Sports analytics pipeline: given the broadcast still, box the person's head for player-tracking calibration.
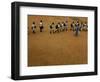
[66,21,68,23]
[77,20,79,23]
[52,22,54,25]
[33,22,35,24]
[40,20,42,22]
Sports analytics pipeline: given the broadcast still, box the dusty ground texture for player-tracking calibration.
[28,15,88,66]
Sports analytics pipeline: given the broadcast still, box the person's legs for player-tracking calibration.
[32,30,35,33]
[50,29,52,34]
[41,26,44,32]
[53,28,55,33]
[66,27,68,31]
[75,28,79,36]
[40,27,42,32]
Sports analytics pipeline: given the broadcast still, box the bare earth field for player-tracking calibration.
[28,15,88,66]
[28,30,88,66]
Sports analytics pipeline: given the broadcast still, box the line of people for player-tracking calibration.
[31,20,68,34]
[31,20,88,36]
[70,21,88,36]
[49,21,68,34]
[70,21,88,31]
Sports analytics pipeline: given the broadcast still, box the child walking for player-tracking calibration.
[39,20,44,32]
[31,22,36,33]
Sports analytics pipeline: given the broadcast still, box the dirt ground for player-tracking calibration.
[28,15,88,66]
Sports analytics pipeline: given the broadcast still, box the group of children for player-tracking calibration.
[49,21,68,34]
[70,21,88,31]
[70,21,88,36]
[31,20,88,36]
[31,20,68,34]
[31,20,44,33]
